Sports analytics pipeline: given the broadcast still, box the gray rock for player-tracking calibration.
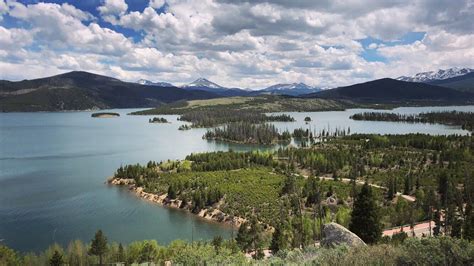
[321,222,366,247]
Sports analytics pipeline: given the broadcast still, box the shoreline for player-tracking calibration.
[203,137,290,146]
[107,178,247,228]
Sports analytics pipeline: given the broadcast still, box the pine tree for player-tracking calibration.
[167,184,177,199]
[463,203,474,240]
[89,230,108,266]
[349,182,382,243]
[387,177,395,200]
[236,216,264,254]
[49,250,63,266]
[236,221,252,252]
[248,216,264,253]
[433,206,442,236]
[404,175,411,195]
[281,175,297,195]
[212,235,223,254]
[118,243,125,263]
[270,224,284,253]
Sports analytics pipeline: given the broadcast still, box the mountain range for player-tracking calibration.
[136,78,319,97]
[397,67,474,83]
[136,79,174,87]
[396,67,474,93]
[1,68,473,112]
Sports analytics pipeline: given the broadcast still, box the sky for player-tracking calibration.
[0,0,473,89]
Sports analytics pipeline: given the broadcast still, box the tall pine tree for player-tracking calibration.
[464,203,474,240]
[89,230,108,266]
[49,250,64,266]
[349,182,382,244]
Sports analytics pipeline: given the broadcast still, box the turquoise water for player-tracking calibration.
[0,106,472,252]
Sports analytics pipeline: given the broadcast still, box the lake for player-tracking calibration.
[0,105,472,252]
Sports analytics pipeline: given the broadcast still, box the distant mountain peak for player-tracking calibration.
[397,67,474,83]
[137,79,153,85]
[136,79,174,87]
[261,82,320,96]
[185,78,224,89]
[266,82,313,90]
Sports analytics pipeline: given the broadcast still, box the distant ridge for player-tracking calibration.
[305,78,473,103]
[0,71,218,112]
[397,67,474,83]
[137,79,175,87]
[427,72,474,93]
[261,82,321,96]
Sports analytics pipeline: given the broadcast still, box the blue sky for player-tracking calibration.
[359,32,426,62]
[0,0,472,88]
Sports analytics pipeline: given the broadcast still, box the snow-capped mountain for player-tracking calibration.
[260,82,321,96]
[181,78,250,96]
[137,79,174,87]
[182,78,224,89]
[397,67,474,83]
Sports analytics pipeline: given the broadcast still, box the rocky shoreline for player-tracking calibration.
[108,178,247,228]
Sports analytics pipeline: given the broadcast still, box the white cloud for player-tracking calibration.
[375,30,474,78]
[149,0,166,9]
[0,26,33,50]
[0,0,473,88]
[98,0,128,23]
[0,0,8,20]
[368,43,378,49]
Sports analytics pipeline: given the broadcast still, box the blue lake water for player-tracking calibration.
[0,105,472,252]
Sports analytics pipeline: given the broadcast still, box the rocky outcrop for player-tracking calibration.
[108,178,247,228]
[321,222,366,247]
[108,178,135,185]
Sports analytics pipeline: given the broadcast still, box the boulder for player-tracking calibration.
[326,196,337,205]
[321,222,366,247]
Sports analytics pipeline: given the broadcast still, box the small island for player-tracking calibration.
[178,124,191,130]
[350,111,474,132]
[203,122,291,144]
[149,117,169,123]
[91,112,120,118]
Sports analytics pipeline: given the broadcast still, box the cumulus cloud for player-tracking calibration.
[0,0,8,20]
[98,0,128,23]
[0,0,472,88]
[149,0,166,9]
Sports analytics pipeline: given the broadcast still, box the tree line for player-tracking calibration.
[350,111,474,132]
[3,229,474,265]
[178,109,295,128]
[203,122,291,144]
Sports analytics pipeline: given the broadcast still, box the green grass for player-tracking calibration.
[130,95,359,116]
[144,167,285,224]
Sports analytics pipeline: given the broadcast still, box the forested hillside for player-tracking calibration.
[306,78,474,104]
[0,71,218,112]
[110,133,474,255]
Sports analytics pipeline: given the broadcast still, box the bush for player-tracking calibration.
[397,237,474,265]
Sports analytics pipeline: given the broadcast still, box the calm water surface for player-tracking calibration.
[0,106,472,252]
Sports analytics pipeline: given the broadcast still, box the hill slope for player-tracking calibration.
[305,78,473,103]
[260,82,321,96]
[0,71,218,112]
[428,72,474,92]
